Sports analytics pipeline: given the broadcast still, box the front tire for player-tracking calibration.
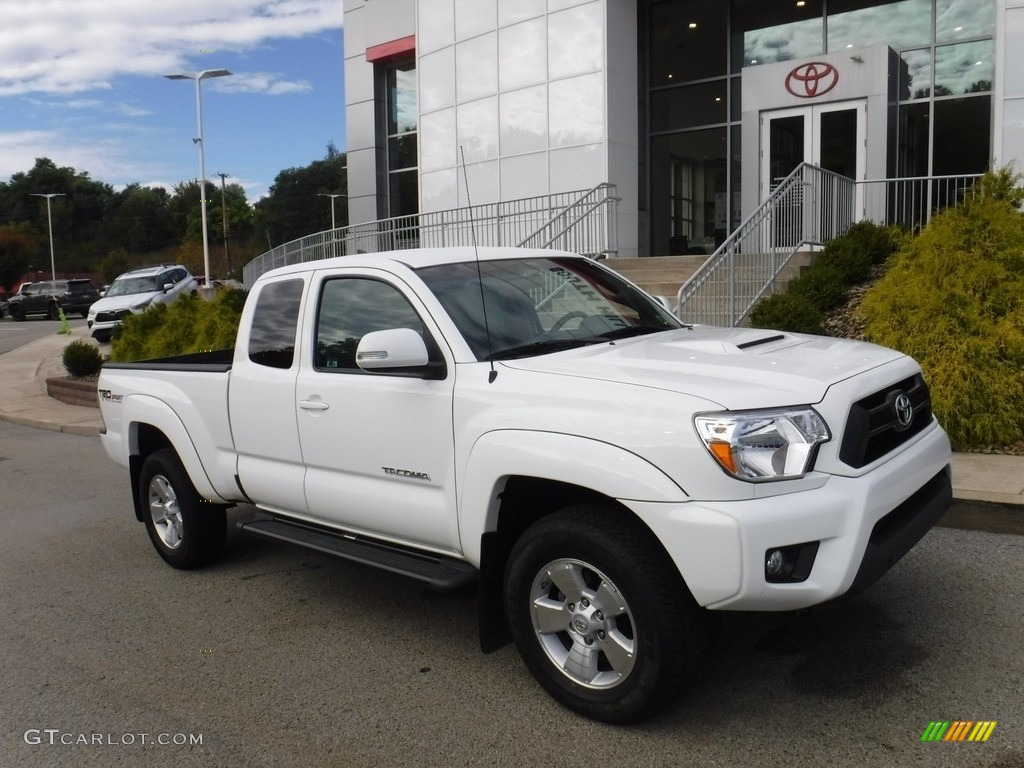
[139,448,226,569]
[505,505,706,724]
[11,304,24,321]
[48,303,61,321]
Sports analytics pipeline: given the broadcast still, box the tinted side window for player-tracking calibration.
[248,279,304,369]
[316,278,424,371]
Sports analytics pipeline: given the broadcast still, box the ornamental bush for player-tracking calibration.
[62,339,104,378]
[749,220,901,332]
[859,168,1024,448]
[110,289,246,362]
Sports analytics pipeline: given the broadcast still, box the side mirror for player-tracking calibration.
[163,283,174,293]
[356,328,445,379]
[356,328,428,370]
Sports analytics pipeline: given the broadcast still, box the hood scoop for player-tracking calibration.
[735,333,786,350]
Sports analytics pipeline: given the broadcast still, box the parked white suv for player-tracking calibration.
[87,265,198,341]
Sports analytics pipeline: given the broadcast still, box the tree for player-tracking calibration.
[256,145,347,246]
[0,157,115,268]
[0,225,36,291]
[106,184,177,253]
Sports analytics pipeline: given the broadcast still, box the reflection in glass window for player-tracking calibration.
[249,279,304,369]
[936,0,995,42]
[316,279,425,371]
[827,0,931,51]
[935,41,993,96]
[899,48,933,100]
[732,0,823,69]
[385,61,419,218]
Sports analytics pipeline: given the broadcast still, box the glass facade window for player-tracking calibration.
[936,0,995,42]
[386,61,419,218]
[826,0,931,51]
[643,0,995,256]
[731,0,823,70]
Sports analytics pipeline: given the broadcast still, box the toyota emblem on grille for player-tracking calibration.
[893,393,914,428]
[785,62,839,98]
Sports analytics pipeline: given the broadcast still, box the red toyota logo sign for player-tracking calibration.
[785,62,839,98]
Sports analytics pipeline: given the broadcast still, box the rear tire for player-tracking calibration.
[139,448,226,569]
[48,303,60,321]
[504,504,706,723]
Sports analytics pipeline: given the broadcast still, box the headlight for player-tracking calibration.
[694,407,830,482]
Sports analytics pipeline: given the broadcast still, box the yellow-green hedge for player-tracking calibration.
[860,170,1024,447]
[110,289,246,362]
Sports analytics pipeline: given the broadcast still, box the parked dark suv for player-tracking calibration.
[7,279,101,321]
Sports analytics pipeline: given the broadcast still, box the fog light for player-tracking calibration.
[766,549,787,578]
[764,541,820,583]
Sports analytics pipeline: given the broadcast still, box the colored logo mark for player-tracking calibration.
[785,62,839,98]
[921,721,997,742]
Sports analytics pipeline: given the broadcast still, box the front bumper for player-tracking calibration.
[627,420,952,611]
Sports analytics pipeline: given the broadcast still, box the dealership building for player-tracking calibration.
[336,0,1021,262]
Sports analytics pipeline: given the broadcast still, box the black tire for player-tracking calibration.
[80,310,89,319]
[48,303,61,321]
[138,448,226,569]
[11,303,24,322]
[505,505,706,724]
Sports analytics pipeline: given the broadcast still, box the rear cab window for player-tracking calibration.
[248,279,304,369]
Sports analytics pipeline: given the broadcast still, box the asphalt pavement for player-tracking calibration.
[0,323,1022,528]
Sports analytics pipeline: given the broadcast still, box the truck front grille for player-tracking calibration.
[839,374,933,468]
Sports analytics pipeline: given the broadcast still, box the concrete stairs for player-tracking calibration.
[602,255,708,299]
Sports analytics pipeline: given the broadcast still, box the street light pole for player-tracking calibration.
[165,68,232,294]
[217,172,231,278]
[317,193,346,230]
[30,193,66,282]
[318,193,347,258]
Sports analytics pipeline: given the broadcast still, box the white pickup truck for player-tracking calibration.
[98,247,952,723]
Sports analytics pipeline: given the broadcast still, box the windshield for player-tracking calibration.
[106,276,160,297]
[417,256,681,360]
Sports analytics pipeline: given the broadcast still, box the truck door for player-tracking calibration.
[230,276,309,515]
[295,271,460,552]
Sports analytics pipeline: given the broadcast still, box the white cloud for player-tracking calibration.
[0,0,343,96]
[217,72,313,96]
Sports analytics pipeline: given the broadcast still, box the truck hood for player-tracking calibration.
[499,326,905,409]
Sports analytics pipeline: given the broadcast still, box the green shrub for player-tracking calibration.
[749,220,901,332]
[748,291,823,334]
[110,289,246,362]
[860,170,1024,447]
[62,339,104,378]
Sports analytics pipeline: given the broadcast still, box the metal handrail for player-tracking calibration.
[674,167,982,326]
[243,185,620,287]
[675,163,856,326]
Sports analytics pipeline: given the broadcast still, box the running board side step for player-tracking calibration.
[240,518,478,591]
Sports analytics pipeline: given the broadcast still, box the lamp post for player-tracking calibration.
[165,68,232,295]
[317,193,347,230]
[217,172,231,278]
[318,193,347,257]
[30,193,65,282]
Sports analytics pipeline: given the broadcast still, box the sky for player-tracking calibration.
[0,0,346,202]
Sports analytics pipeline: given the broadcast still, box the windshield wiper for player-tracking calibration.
[593,325,669,341]
[489,339,592,361]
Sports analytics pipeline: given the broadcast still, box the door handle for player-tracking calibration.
[299,399,330,411]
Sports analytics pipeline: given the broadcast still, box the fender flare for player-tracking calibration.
[123,394,230,505]
[458,429,688,564]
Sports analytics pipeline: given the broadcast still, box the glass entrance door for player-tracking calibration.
[760,101,866,245]
[760,100,866,195]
